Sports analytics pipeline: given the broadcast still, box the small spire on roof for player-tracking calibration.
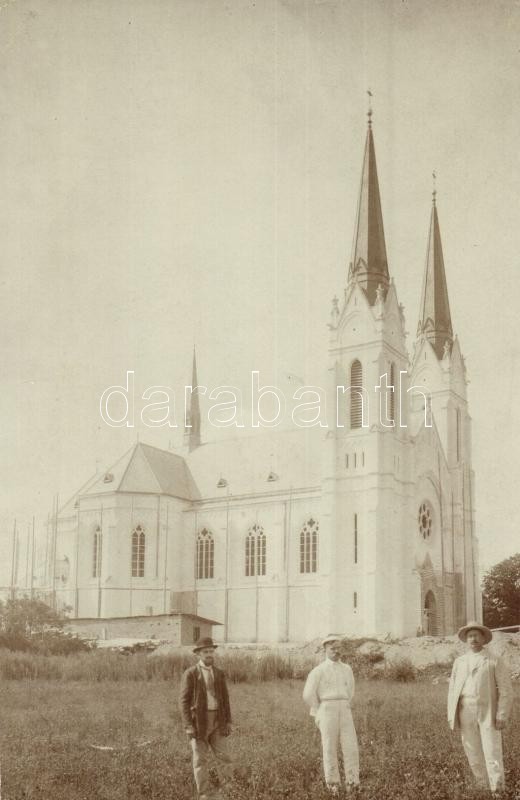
[367,88,373,128]
[432,171,437,206]
[184,346,202,452]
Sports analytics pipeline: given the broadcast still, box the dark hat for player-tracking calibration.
[193,637,218,653]
[458,622,492,644]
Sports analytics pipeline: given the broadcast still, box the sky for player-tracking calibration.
[0,0,519,581]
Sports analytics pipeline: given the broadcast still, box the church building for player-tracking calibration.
[48,112,481,642]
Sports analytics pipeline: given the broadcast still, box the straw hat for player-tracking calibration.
[322,634,343,647]
[457,622,492,644]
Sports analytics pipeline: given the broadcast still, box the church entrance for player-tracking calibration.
[423,590,438,635]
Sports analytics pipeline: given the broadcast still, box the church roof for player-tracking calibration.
[186,427,323,498]
[73,428,321,508]
[82,442,199,501]
[348,114,390,305]
[417,197,453,359]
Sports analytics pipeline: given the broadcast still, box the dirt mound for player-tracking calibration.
[150,633,520,680]
[287,632,520,679]
[350,632,520,677]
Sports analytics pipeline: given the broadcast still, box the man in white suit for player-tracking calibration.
[303,635,359,795]
[447,621,512,793]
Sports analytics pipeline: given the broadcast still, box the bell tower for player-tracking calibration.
[323,107,412,637]
[410,189,480,628]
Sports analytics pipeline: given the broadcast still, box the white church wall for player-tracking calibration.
[162,498,189,592]
[75,502,109,617]
[196,587,225,634]
[57,493,193,619]
[288,585,328,641]
[227,588,256,641]
[184,494,323,641]
[257,587,288,641]
[332,484,370,635]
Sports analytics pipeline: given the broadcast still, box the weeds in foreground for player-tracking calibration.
[0,649,318,683]
[0,680,518,800]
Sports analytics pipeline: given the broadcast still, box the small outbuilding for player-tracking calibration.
[67,612,221,645]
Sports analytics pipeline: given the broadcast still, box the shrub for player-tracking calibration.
[33,632,92,656]
[0,597,90,656]
[385,657,416,682]
[0,631,35,651]
[0,597,65,636]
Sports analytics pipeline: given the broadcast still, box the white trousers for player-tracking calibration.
[316,700,359,786]
[459,700,505,792]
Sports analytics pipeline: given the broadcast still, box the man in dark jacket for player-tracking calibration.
[179,637,233,799]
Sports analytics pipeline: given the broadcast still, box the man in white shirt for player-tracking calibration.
[447,622,512,793]
[303,635,359,795]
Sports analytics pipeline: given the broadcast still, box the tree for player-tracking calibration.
[482,553,520,628]
[0,597,90,654]
[0,597,65,638]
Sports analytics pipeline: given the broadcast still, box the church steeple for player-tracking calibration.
[348,109,390,305]
[184,347,201,452]
[417,190,453,359]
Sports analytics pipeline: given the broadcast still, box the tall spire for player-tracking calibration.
[417,188,453,359]
[348,104,390,305]
[185,347,201,452]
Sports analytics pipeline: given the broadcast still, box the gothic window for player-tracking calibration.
[350,360,363,429]
[197,528,214,579]
[389,362,395,423]
[245,523,266,577]
[131,524,145,577]
[92,525,102,578]
[300,518,319,573]
[418,502,433,541]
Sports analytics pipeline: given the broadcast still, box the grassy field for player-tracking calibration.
[0,677,518,800]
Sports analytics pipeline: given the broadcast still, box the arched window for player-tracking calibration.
[131,524,145,577]
[389,362,395,423]
[92,525,102,578]
[300,518,319,573]
[245,523,266,577]
[350,360,363,429]
[456,407,461,462]
[197,528,214,579]
[418,502,433,541]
